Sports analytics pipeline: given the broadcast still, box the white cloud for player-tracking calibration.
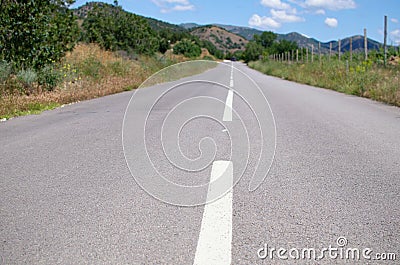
[171,4,194,11]
[304,0,356,11]
[249,5,305,29]
[391,18,399,24]
[249,14,281,29]
[390,29,400,45]
[152,0,194,13]
[261,0,291,10]
[325,17,338,27]
[315,9,326,15]
[270,9,305,22]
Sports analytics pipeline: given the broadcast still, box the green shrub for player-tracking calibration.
[79,57,103,79]
[38,65,62,91]
[173,39,201,58]
[0,61,12,82]
[0,1,79,70]
[108,60,130,76]
[17,68,37,93]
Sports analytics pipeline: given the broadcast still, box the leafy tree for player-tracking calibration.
[82,4,158,55]
[0,0,79,70]
[243,41,263,62]
[270,40,298,55]
[173,39,201,58]
[254,31,277,49]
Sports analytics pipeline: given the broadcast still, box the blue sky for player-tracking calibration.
[71,0,400,44]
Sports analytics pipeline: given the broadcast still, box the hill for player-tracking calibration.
[183,22,383,54]
[215,24,263,40]
[277,32,382,53]
[191,25,248,53]
[74,3,384,55]
[74,2,188,34]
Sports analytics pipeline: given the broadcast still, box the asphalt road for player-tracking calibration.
[1,62,399,264]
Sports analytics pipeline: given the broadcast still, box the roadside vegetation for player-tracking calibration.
[249,51,400,107]
[0,1,216,119]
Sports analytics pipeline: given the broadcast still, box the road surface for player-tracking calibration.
[1,62,399,264]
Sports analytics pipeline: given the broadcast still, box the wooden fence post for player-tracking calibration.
[384,15,388,67]
[319,42,322,64]
[338,39,341,61]
[311,44,314,63]
[364,28,368,61]
[296,49,299,63]
[350,37,353,62]
[329,42,332,61]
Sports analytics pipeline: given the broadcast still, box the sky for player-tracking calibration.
[71,0,400,44]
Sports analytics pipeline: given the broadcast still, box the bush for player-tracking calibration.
[38,65,62,91]
[173,39,201,58]
[17,68,37,93]
[80,57,103,79]
[0,61,12,82]
[0,1,79,70]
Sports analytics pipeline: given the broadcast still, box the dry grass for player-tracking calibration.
[1,43,206,119]
[249,59,400,107]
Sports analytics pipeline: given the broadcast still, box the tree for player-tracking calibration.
[243,41,263,62]
[0,0,79,70]
[82,4,158,55]
[173,39,201,58]
[254,31,277,49]
[270,40,298,55]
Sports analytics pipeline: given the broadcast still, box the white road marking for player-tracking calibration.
[193,161,233,265]
[223,90,233,122]
[223,62,234,122]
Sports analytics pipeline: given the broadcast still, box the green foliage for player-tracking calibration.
[79,57,103,79]
[271,40,298,55]
[17,68,37,93]
[38,65,62,91]
[0,61,12,82]
[173,39,202,58]
[243,42,264,62]
[107,60,130,76]
[254,31,277,48]
[0,0,79,70]
[82,4,158,55]
[244,31,298,62]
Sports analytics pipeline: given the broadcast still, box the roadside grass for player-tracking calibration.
[249,59,400,107]
[0,44,216,119]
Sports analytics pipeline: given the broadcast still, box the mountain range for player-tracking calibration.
[181,23,382,54]
[73,2,384,55]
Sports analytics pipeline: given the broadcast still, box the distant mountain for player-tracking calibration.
[190,25,248,53]
[180,23,202,29]
[277,32,382,53]
[74,4,383,55]
[215,24,263,40]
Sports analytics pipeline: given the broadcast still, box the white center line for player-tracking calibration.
[193,161,233,265]
[223,90,233,122]
[223,62,234,122]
